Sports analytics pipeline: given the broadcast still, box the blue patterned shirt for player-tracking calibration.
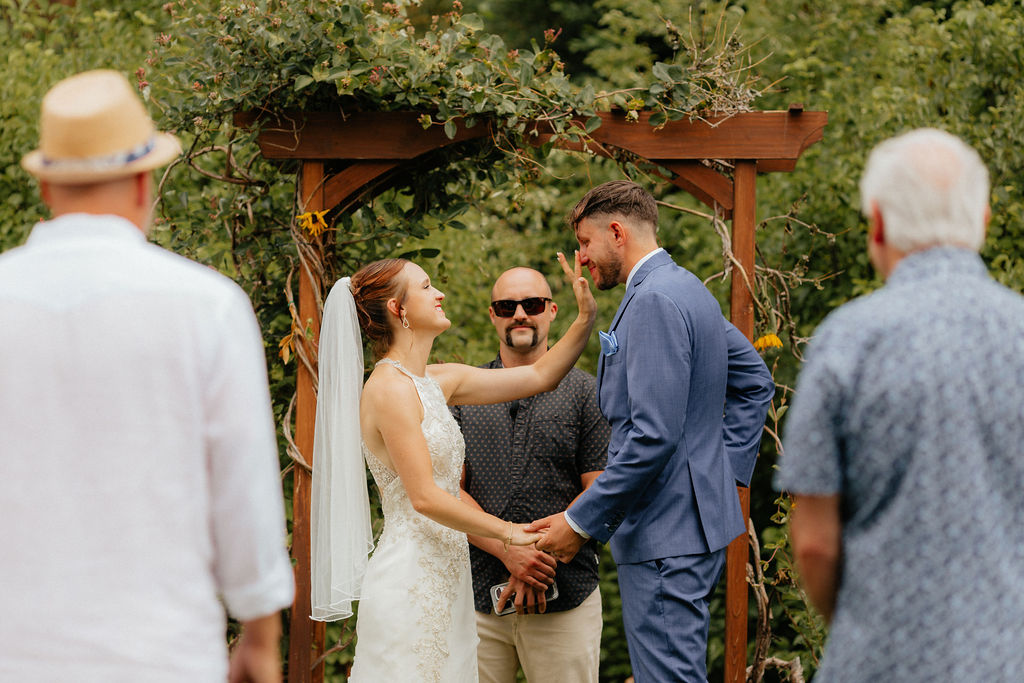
[776,247,1024,682]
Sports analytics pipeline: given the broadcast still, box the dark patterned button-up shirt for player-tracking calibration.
[776,247,1024,682]
[452,358,610,614]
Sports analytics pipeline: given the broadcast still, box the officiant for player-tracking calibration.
[453,266,609,683]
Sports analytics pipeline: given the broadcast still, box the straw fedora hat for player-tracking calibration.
[21,69,181,184]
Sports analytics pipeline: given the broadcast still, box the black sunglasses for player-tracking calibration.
[491,297,551,317]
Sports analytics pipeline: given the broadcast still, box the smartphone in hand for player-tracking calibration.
[489,581,559,616]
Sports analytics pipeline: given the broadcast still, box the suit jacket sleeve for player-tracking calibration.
[569,291,691,542]
[722,319,775,487]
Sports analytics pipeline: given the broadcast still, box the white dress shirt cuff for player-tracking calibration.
[563,511,591,540]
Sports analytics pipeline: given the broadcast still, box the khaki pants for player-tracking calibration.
[475,588,602,683]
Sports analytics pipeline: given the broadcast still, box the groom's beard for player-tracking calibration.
[594,251,623,290]
[504,324,539,349]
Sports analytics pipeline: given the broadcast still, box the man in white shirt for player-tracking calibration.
[0,69,294,682]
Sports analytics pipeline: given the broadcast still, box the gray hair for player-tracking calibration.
[859,128,989,252]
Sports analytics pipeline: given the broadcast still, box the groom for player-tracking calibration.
[530,180,774,681]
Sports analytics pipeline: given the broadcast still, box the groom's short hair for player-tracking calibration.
[568,180,659,234]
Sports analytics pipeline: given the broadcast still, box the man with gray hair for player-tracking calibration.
[776,128,1024,681]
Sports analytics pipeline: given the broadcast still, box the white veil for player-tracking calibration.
[311,276,373,621]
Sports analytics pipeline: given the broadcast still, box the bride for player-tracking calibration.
[311,252,595,681]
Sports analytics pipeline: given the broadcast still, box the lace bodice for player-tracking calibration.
[351,358,475,683]
[362,359,465,500]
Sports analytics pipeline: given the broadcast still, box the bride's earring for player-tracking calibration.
[401,312,410,329]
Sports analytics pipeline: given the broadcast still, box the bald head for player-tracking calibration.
[488,267,557,366]
[491,267,552,302]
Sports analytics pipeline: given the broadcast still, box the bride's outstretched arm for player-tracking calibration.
[431,251,596,406]
[364,376,539,546]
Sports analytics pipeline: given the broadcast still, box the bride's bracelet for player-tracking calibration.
[503,521,512,552]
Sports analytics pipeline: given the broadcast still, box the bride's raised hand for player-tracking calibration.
[557,250,596,324]
[511,523,543,547]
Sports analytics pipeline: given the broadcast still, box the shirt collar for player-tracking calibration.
[887,246,987,286]
[26,213,146,248]
[626,247,665,289]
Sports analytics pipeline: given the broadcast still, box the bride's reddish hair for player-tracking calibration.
[350,258,410,358]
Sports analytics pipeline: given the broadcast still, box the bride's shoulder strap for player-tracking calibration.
[376,357,423,380]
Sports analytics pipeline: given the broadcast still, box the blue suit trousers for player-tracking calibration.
[616,549,728,683]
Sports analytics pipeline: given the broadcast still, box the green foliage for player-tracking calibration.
[471,0,603,77]
[748,0,1024,313]
[155,0,767,156]
[156,0,593,151]
[597,548,631,683]
[0,0,165,248]
[759,494,828,676]
[165,0,570,114]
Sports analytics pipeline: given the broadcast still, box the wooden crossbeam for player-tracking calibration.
[235,110,826,165]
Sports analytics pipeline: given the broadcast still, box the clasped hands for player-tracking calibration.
[527,511,586,565]
[497,513,586,615]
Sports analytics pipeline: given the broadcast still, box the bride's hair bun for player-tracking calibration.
[350,258,410,358]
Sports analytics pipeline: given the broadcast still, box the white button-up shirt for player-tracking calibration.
[0,214,294,681]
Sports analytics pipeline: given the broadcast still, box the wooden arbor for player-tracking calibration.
[243,107,826,683]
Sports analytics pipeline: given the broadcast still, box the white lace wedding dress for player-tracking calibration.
[348,359,479,682]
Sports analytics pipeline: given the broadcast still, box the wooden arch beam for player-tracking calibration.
[238,107,827,683]
[236,108,826,218]
[322,161,401,216]
[658,161,735,214]
[237,109,825,165]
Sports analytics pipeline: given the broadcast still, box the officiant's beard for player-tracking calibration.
[504,324,540,350]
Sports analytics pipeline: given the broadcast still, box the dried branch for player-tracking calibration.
[656,198,716,221]
[312,620,357,670]
[759,657,805,683]
[280,392,311,473]
[746,518,808,683]
[747,518,771,682]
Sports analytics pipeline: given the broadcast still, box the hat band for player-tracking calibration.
[41,137,156,172]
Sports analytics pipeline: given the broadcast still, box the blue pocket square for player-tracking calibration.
[599,330,619,356]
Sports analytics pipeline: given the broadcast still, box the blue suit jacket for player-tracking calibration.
[569,250,774,563]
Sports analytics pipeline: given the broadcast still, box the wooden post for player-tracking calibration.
[288,161,326,683]
[724,160,757,683]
